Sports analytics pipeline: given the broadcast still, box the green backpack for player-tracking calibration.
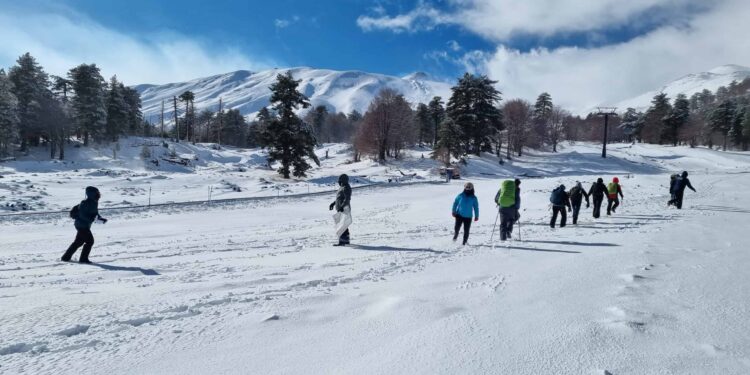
[497,180,516,208]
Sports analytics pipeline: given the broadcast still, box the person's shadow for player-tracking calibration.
[351,245,445,254]
[87,262,160,276]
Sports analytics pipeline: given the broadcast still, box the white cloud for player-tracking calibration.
[447,40,462,51]
[0,8,275,85]
[362,0,749,114]
[357,0,706,40]
[274,15,300,29]
[479,0,750,114]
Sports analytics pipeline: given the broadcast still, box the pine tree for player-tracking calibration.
[619,108,643,142]
[446,73,502,156]
[179,91,195,142]
[8,53,49,151]
[741,105,750,151]
[415,103,432,146]
[642,93,671,143]
[68,64,107,145]
[663,94,690,146]
[427,96,445,146]
[709,99,736,151]
[532,92,553,148]
[105,76,128,142]
[122,86,143,136]
[220,109,247,147]
[265,72,319,178]
[729,105,746,149]
[0,69,19,157]
[433,117,462,165]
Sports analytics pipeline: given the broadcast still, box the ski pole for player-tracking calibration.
[518,217,521,241]
[489,210,500,244]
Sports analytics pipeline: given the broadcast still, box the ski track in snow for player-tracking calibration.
[2,143,750,374]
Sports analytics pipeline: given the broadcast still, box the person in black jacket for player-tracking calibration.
[568,181,590,225]
[668,171,696,209]
[550,184,571,228]
[588,178,607,219]
[329,174,352,245]
[62,186,107,263]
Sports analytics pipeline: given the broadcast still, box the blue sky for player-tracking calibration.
[1,0,748,112]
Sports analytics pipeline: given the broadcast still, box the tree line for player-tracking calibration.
[0,53,147,158]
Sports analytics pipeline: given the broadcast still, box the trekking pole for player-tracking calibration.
[518,218,522,242]
[489,210,500,244]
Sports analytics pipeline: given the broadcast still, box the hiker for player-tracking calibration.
[668,171,696,209]
[550,184,571,228]
[606,177,624,215]
[452,182,479,245]
[588,178,607,219]
[446,168,454,182]
[62,186,107,263]
[494,178,521,241]
[329,174,352,246]
[568,181,590,224]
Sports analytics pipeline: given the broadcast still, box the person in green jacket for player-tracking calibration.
[62,186,107,263]
[494,178,520,241]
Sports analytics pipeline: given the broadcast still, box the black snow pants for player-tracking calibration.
[592,197,603,219]
[62,228,95,262]
[550,206,567,228]
[607,197,620,215]
[500,207,517,240]
[673,190,685,209]
[453,215,472,245]
[571,203,582,224]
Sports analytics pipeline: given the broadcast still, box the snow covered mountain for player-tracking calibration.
[613,64,750,111]
[135,67,452,122]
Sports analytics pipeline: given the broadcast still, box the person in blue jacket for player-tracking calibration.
[452,182,479,245]
[62,186,107,263]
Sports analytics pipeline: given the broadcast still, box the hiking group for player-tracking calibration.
[449,171,696,246]
[60,171,695,262]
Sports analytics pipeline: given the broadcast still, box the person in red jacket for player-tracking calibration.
[606,177,624,215]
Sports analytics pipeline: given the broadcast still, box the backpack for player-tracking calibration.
[497,180,516,208]
[569,186,581,199]
[550,187,565,205]
[607,182,619,195]
[673,177,685,193]
[69,204,80,220]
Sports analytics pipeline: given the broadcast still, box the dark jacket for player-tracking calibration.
[550,186,571,209]
[673,176,695,194]
[74,187,100,230]
[569,184,590,207]
[334,174,352,212]
[588,181,608,200]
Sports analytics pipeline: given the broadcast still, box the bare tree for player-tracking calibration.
[548,106,569,152]
[503,99,532,158]
[354,89,414,161]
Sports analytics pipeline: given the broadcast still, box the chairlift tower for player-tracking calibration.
[593,107,618,158]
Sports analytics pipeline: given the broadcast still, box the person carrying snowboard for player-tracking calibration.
[452,182,479,245]
[62,186,107,263]
[668,171,696,209]
[568,181,590,225]
[550,184,571,228]
[606,177,624,215]
[494,178,521,241]
[329,174,352,246]
[588,178,607,219]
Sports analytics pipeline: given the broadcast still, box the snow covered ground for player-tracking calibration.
[2,143,750,374]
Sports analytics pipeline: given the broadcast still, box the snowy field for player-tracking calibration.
[2,142,750,374]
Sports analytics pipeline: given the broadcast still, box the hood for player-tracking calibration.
[85,186,100,200]
[682,171,688,178]
[338,174,349,186]
[597,178,604,183]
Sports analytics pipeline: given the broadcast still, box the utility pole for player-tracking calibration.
[218,97,223,145]
[160,99,165,138]
[593,107,618,158]
[173,96,179,143]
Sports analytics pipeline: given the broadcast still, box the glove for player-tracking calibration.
[99,218,108,224]
[329,202,335,211]
[586,203,590,208]
[452,212,457,218]
[474,218,478,222]
[567,207,571,213]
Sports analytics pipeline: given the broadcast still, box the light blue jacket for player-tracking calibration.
[452,192,479,219]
